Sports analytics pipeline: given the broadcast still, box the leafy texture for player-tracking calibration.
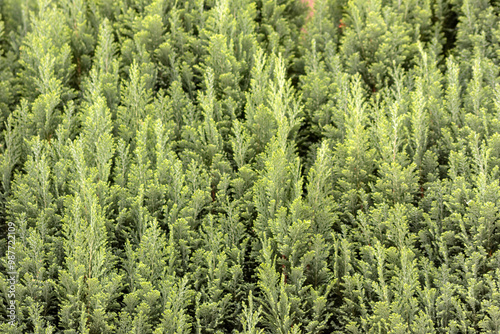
[1,0,500,333]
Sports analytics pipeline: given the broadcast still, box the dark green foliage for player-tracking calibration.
[1,0,500,333]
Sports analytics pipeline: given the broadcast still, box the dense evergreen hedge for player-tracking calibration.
[1,0,500,332]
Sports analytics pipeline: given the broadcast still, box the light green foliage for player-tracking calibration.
[1,0,500,333]
[19,0,74,101]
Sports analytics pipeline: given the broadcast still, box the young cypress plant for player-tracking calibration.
[234,291,264,334]
[332,74,375,216]
[297,40,338,170]
[60,0,96,88]
[452,0,498,65]
[154,275,193,334]
[0,108,25,206]
[340,0,431,91]
[3,139,61,332]
[299,0,340,55]
[256,0,307,72]
[88,18,121,114]
[243,48,276,155]
[305,140,336,239]
[19,0,74,103]
[256,237,295,334]
[59,139,122,333]
[118,218,166,333]
[116,61,154,147]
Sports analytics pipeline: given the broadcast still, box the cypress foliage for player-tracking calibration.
[1,0,500,333]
